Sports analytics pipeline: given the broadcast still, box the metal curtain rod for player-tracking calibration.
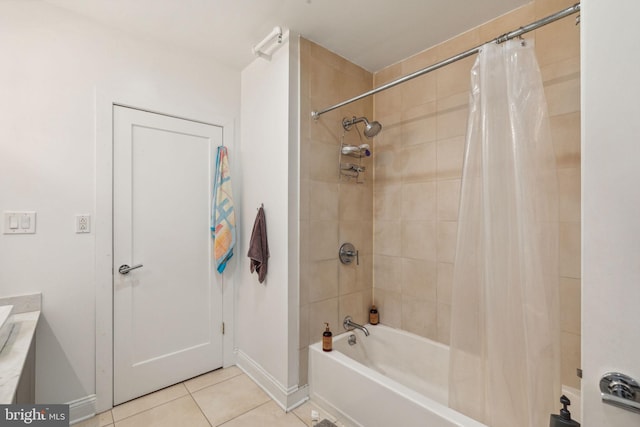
[311,3,581,119]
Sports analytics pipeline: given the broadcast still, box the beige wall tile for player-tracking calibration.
[437,179,461,221]
[402,181,436,221]
[374,184,402,221]
[540,56,580,83]
[436,56,474,99]
[403,142,437,182]
[545,75,580,117]
[309,141,340,182]
[374,62,403,86]
[402,102,437,146]
[339,220,372,255]
[373,255,402,292]
[309,57,343,106]
[557,168,581,222]
[308,220,339,261]
[309,181,339,221]
[402,295,437,340]
[307,259,339,303]
[479,3,535,41]
[535,15,580,67]
[437,136,465,180]
[437,221,458,263]
[401,220,437,261]
[437,303,452,345]
[299,304,310,349]
[373,114,402,152]
[373,149,403,185]
[340,291,366,326]
[374,289,402,328]
[437,262,454,305]
[561,331,581,389]
[535,0,578,19]
[437,104,468,140]
[340,183,373,221]
[559,221,581,279]
[402,72,437,109]
[436,28,480,61]
[356,255,373,292]
[309,298,339,344]
[401,258,437,301]
[550,112,581,169]
[560,277,581,335]
[298,347,309,386]
[374,220,402,257]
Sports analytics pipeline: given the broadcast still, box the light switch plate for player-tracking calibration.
[3,211,36,234]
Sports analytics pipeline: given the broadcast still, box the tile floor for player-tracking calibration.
[74,366,347,427]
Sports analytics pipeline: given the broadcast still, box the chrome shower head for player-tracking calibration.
[342,116,383,139]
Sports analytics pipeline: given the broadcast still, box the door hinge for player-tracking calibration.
[222,322,225,335]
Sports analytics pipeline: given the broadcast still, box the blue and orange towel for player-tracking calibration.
[211,146,236,273]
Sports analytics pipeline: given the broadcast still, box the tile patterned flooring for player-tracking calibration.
[74,367,347,427]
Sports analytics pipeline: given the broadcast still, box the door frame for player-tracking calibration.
[95,88,236,413]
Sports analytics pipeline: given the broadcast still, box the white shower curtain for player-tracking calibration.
[449,40,560,427]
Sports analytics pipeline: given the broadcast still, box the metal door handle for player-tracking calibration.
[600,372,640,414]
[118,264,143,274]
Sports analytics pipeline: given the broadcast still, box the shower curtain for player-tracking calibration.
[448,40,560,427]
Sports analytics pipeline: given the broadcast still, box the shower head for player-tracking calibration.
[342,116,383,139]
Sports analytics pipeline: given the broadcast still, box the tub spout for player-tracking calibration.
[343,316,369,336]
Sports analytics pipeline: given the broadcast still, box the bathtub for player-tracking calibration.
[309,324,580,427]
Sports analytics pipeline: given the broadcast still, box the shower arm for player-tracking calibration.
[342,116,367,131]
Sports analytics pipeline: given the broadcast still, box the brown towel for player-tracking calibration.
[247,206,269,283]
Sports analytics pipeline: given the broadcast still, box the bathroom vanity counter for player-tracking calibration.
[0,293,41,404]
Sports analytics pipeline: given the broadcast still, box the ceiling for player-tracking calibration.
[44,0,530,72]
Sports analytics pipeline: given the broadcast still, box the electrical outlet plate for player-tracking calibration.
[75,215,91,233]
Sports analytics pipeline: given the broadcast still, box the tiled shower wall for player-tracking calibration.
[372,0,581,389]
[298,38,374,384]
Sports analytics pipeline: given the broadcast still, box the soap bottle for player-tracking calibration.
[549,395,580,427]
[369,305,379,325]
[322,323,332,352]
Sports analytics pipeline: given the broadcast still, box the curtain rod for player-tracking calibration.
[311,3,580,119]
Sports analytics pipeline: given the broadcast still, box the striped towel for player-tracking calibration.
[211,146,236,273]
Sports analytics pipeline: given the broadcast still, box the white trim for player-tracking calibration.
[94,87,236,413]
[235,349,309,411]
[68,394,96,425]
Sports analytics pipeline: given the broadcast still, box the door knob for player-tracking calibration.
[118,264,143,274]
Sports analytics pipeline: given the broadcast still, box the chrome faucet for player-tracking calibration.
[343,316,369,337]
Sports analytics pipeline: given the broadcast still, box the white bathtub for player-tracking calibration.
[309,324,580,427]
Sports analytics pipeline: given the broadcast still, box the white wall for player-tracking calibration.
[237,36,301,408]
[582,0,640,425]
[0,0,239,406]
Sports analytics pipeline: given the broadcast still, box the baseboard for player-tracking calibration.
[67,394,96,425]
[235,349,309,411]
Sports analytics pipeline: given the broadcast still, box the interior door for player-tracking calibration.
[113,106,223,405]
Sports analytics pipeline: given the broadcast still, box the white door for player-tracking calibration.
[113,106,223,404]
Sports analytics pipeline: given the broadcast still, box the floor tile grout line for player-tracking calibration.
[111,390,191,424]
[215,400,273,427]
[185,377,214,427]
[184,369,244,394]
[186,370,269,427]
